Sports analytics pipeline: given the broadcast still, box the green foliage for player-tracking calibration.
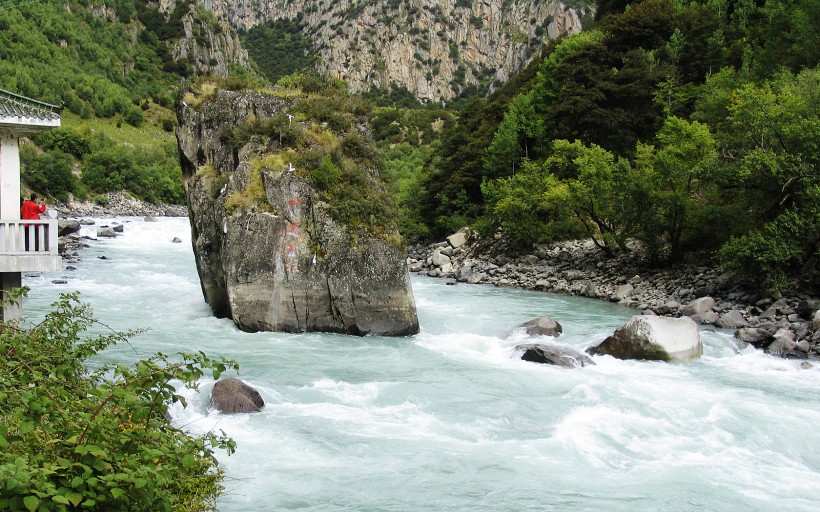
[241,19,317,84]
[0,291,238,511]
[19,146,79,203]
[81,141,184,204]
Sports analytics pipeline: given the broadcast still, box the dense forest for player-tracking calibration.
[412,0,819,291]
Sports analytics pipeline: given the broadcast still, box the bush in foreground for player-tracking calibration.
[0,291,238,511]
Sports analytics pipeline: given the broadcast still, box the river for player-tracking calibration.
[22,217,820,511]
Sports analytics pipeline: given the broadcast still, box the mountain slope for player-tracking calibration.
[190,0,592,103]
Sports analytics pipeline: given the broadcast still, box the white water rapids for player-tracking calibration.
[22,217,820,511]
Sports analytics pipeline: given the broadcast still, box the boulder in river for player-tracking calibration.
[57,219,80,236]
[518,317,563,337]
[177,88,419,336]
[588,315,703,361]
[516,343,595,368]
[210,378,264,414]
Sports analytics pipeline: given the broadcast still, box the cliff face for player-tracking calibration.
[157,1,250,77]
[176,87,419,336]
[172,0,590,103]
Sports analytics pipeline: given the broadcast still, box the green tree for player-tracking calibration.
[631,116,719,260]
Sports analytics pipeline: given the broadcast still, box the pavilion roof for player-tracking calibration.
[0,88,61,131]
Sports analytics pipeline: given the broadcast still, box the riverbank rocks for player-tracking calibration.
[588,315,703,361]
[516,343,595,368]
[210,378,264,414]
[518,317,563,337]
[177,89,419,336]
[408,232,819,358]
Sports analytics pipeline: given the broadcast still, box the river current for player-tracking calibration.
[22,217,820,511]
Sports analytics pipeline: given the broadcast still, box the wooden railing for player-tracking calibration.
[0,219,59,255]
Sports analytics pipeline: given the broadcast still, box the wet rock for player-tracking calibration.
[516,343,595,368]
[97,228,116,238]
[210,378,264,414]
[588,315,702,361]
[518,317,563,337]
[171,237,182,243]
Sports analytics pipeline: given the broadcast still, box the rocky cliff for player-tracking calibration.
[176,83,419,336]
[165,0,590,103]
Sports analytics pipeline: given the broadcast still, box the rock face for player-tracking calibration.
[177,89,419,336]
[518,317,563,337]
[210,378,264,414]
[516,343,595,368]
[589,315,703,361]
[192,0,587,103]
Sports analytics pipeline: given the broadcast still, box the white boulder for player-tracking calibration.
[589,315,703,361]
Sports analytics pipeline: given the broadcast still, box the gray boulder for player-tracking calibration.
[736,327,770,347]
[797,299,820,320]
[447,230,468,249]
[177,89,419,336]
[611,284,633,301]
[682,296,716,316]
[518,317,563,337]
[210,378,264,414]
[97,227,116,238]
[516,343,595,368]
[57,219,81,236]
[715,310,747,329]
[588,315,703,361]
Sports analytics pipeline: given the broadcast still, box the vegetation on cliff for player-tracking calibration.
[0,291,238,511]
[412,0,819,291]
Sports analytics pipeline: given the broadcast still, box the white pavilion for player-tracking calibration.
[0,88,62,322]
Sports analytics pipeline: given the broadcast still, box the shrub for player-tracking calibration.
[0,291,238,511]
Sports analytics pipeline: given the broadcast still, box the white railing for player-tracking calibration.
[0,219,59,255]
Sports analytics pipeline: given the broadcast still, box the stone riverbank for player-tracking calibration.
[408,230,820,361]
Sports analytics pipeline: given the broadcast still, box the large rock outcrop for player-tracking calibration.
[177,88,419,336]
[588,315,703,361]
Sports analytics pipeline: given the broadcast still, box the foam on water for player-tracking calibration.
[21,217,820,512]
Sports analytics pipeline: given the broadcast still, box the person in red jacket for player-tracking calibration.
[20,193,46,250]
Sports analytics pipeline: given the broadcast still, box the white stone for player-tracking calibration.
[592,315,702,361]
[447,231,467,249]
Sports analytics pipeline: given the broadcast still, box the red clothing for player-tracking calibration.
[21,200,46,221]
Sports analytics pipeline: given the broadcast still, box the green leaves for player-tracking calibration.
[1,291,237,511]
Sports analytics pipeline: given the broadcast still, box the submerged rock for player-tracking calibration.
[589,315,703,361]
[518,317,563,337]
[177,89,419,336]
[210,378,264,414]
[516,343,595,368]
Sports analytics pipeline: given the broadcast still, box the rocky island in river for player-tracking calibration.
[176,83,418,336]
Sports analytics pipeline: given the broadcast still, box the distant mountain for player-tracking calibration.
[194,0,592,103]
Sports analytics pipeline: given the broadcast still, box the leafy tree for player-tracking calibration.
[0,291,238,511]
[20,147,79,203]
[631,116,719,260]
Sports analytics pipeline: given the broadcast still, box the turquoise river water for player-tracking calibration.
[22,217,820,511]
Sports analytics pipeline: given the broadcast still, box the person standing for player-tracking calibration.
[20,193,46,251]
